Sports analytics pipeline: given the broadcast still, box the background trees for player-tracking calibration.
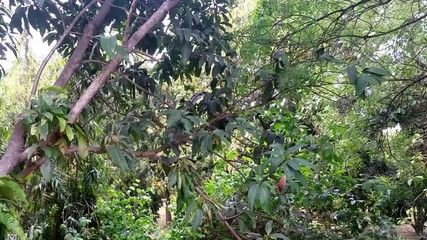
[0,0,427,239]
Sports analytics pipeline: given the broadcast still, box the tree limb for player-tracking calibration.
[68,0,180,123]
[27,0,99,108]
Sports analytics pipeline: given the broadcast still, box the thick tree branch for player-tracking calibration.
[27,0,99,108]
[68,0,180,123]
[0,0,114,176]
[54,0,114,88]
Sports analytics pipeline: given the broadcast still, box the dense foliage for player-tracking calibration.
[0,0,427,239]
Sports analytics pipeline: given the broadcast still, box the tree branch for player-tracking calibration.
[53,0,115,88]
[0,0,114,176]
[27,0,99,108]
[123,0,138,44]
[68,0,180,123]
[194,185,242,240]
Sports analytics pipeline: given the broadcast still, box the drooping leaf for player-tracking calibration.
[65,125,74,141]
[191,208,204,231]
[265,220,273,235]
[262,81,274,104]
[346,64,357,85]
[100,35,117,60]
[363,67,391,76]
[248,184,259,210]
[116,46,130,63]
[57,116,66,132]
[39,119,49,141]
[76,128,88,158]
[40,158,54,182]
[259,184,272,214]
[355,73,370,96]
[106,144,129,171]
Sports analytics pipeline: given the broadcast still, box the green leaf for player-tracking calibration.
[363,67,391,76]
[181,42,192,65]
[182,118,192,133]
[262,81,273,104]
[40,158,54,182]
[116,46,130,62]
[106,144,129,171]
[44,85,68,94]
[286,159,300,170]
[265,220,273,235]
[57,116,66,132]
[100,35,117,59]
[39,120,49,141]
[293,158,315,170]
[259,184,272,214]
[285,143,306,155]
[321,53,339,63]
[65,125,74,141]
[191,208,204,231]
[346,64,357,85]
[248,184,259,211]
[43,112,54,121]
[168,170,178,188]
[355,73,370,96]
[76,129,88,158]
[183,28,192,42]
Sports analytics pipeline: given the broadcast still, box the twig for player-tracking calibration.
[123,0,138,44]
[194,185,242,240]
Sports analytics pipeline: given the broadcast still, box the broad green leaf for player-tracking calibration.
[39,120,49,141]
[41,146,62,159]
[57,116,66,132]
[259,184,272,214]
[43,112,53,121]
[321,53,340,63]
[286,159,300,170]
[106,144,129,170]
[0,207,26,240]
[265,220,273,235]
[363,67,391,76]
[182,118,192,133]
[262,81,273,104]
[355,73,370,96]
[181,42,192,64]
[269,157,283,174]
[294,171,307,186]
[285,143,306,155]
[76,129,88,158]
[191,208,204,231]
[116,46,131,62]
[293,158,315,170]
[346,64,357,85]
[183,28,192,42]
[168,170,177,188]
[40,158,54,182]
[65,125,74,141]
[248,184,259,211]
[100,35,117,59]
